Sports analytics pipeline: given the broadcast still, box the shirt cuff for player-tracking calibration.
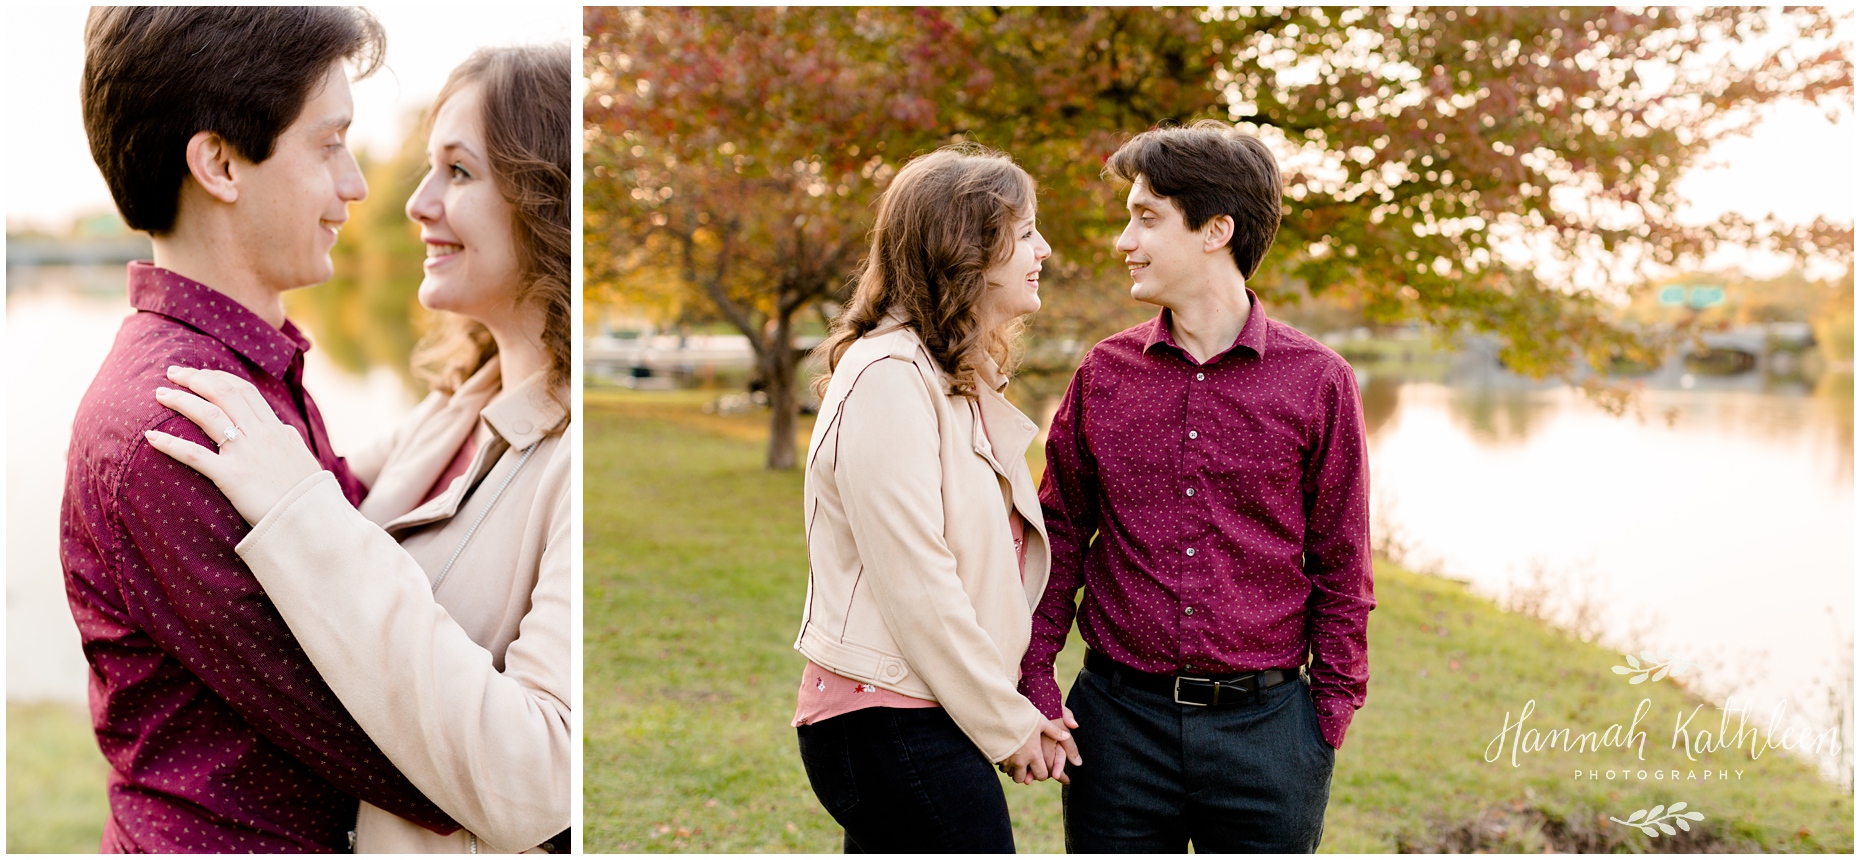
[1312,695,1355,749]
[1016,673,1065,720]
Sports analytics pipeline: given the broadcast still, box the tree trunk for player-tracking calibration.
[762,311,799,470]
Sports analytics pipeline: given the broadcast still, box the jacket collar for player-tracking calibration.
[367,360,567,532]
[481,364,569,450]
[973,352,1009,394]
[870,312,1013,395]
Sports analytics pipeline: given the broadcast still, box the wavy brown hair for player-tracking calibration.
[411,44,572,402]
[814,145,1035,399]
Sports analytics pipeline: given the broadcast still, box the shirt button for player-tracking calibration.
[1185,548,1196,557]
[1184,606,1195,616]
[1196,372,1206,381]
[1186,487,1195,497]
[1188,430,1199,439]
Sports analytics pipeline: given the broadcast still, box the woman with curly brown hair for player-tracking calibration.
[791,145,1079,852]
[147,44,572,853]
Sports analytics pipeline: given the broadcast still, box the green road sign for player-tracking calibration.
[1657,284,1724,309]
[1688,286,1725,308]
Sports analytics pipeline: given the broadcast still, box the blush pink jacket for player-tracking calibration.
[794,320,1051,763]
[237,362,571,853]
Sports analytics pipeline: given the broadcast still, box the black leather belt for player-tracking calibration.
[1085,650,1300,707]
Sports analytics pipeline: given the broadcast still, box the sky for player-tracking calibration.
[5,4,578,232]
[1673,99,1855,278]
[4,6,1852,279]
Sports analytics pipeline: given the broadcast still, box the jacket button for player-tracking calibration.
[514,420,534,434]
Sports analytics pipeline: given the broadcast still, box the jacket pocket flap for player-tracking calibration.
[803,635,918,690]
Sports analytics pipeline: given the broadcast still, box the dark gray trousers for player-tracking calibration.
[1061,664,1335,853]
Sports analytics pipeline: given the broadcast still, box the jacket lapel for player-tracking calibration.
[359,362,500,526]
[973,388,1049,546]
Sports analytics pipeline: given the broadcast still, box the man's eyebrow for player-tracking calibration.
[316,114,352,132]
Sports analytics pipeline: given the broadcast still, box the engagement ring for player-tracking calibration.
[218,425,243,445]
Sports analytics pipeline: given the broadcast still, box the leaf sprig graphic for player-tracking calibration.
[1610,802,1705,837]
[1611,651,1697,684]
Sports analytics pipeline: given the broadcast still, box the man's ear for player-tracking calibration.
[1201,214,1236,255]
[184,131,239,204]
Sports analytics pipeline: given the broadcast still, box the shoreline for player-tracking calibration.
[582,389,1852,853]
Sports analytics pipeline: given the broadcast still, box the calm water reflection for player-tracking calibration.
[1365,373,1853,741]
[6,266,416,703]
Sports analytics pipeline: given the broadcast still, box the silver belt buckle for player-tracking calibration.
[1173,675,1214,706]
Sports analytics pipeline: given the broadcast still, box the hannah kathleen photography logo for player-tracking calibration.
[1609,802,1705,838]
[1483,654,1844,774]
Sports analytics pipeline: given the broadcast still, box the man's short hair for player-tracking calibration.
[82,7,386,235]
[1106,120,1284,279]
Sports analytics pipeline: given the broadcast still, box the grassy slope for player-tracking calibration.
[584,389,1852,853]
[7,702,110,853]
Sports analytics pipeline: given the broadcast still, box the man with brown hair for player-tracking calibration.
[62,7,456,851]
[1019,121,1374,852]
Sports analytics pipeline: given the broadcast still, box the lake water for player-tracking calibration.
[9,267,1852,773]
[6,265,415,704]
[1362,371,1853,754]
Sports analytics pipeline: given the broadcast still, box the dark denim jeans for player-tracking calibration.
[796,707,1015,853]
[1061,664,1335,853]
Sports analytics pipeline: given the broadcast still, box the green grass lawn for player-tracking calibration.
[584,388,1853,853]
[7,702,110,853]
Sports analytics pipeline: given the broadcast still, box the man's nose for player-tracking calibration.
[337,150,367,203]
[1115,222,1138,253]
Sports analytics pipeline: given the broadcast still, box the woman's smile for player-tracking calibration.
[422,238,465,268]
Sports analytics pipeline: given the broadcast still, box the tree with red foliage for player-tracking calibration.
[586,6,1850,469]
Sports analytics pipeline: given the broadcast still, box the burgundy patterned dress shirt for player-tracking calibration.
[59,263,455,852]
[1018,292,1374,748]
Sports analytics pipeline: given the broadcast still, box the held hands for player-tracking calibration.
[1042,707,1082,783]
[1000,708,1082,785]
[144,366,324,526]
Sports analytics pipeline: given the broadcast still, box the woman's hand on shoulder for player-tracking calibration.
[144,366,324,525]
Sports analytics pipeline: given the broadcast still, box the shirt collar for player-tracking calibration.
[477,361,570,449]
[1142,288,1268,364]
[127,261,308,378]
